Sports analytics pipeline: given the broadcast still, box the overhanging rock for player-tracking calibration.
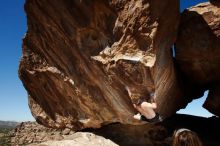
[19,0,184,130]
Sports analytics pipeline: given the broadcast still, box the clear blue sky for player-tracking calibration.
[0,0,34,122]
[0,0,210,122]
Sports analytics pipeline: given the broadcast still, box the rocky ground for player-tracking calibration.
[10,121,171,146]
[0,114,218,146]
[11,122,74,145]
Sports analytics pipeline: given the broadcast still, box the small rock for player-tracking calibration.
[61,128,70,135]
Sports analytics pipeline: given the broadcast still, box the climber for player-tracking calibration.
[125,86,162,123]
[172,128,203,146]
[133,99,162,123]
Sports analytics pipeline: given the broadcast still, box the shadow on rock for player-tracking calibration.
[83,114,220,146]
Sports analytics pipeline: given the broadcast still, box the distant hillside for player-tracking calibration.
[0,121,19,129]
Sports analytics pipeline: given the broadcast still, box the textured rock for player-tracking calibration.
[11,121,170,146]
[10,115,220,146]
[19,0,183,130]
[32,134,118,146]
[176,2,220,116]
[11,121,72,145]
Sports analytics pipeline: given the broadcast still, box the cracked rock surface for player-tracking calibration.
[19,0,184,130]
[20,0,220,130]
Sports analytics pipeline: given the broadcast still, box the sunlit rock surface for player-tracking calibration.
[19,0,185,130]
[176,2,220,116]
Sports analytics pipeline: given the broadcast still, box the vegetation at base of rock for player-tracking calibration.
[0,128,13,146]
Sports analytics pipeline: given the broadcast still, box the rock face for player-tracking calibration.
[176,2,220,116]
[19,0,184,130]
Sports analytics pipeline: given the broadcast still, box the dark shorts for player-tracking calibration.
[141,113,162,123]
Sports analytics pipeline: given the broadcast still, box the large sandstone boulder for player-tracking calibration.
[19,0,183,130]
[176,2,220,116]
